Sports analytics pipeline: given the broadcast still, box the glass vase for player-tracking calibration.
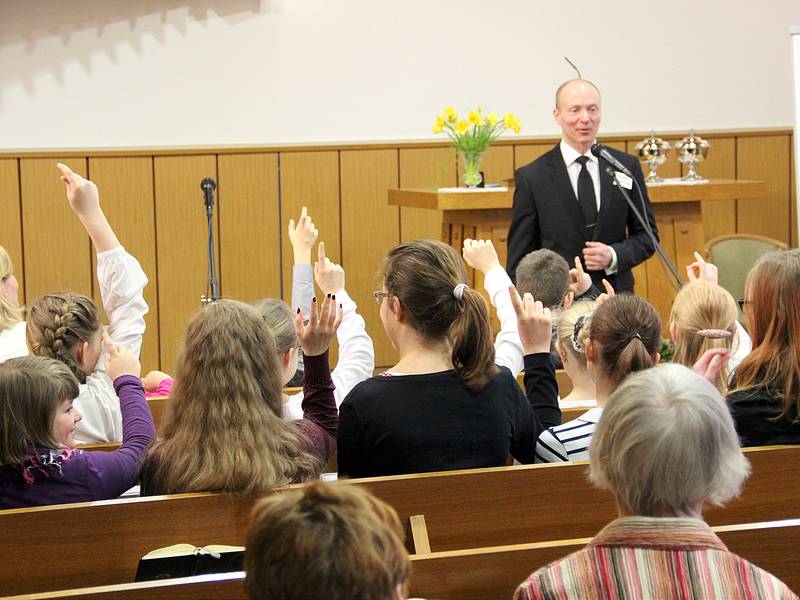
[460,150,484,188]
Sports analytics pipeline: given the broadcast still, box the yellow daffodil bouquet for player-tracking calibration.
[434,107,521,187]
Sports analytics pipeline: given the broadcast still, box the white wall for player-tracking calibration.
[2,0,800,150]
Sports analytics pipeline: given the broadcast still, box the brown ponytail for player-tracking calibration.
[588,294,661,387]
[384,240,498,392]
[26,293,101,383]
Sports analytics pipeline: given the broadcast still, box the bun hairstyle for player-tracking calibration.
[588,294,661,387]
[556,301,596,366]
[26,293,101,384]
[0,246,23,330]
[383,240,498,392]
[670,281,737,393]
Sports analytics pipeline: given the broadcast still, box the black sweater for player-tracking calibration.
[337,353,560,478]
[727,386,800,447]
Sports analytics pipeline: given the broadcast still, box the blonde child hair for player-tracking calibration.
[0,246,23,330]
[670,281,737,393]
[556,301,596,368]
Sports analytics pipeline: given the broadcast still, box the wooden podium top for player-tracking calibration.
[389,179,767,211]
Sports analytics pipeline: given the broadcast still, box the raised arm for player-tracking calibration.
[288,206,318,317]
[314,241,374,405]
[463,238,523,375]
[57,163,120,253]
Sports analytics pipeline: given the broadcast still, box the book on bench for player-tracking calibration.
[135,543,245,582]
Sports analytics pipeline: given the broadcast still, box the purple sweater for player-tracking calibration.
[0,376,155,509]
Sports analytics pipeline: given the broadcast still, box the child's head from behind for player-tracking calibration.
[0,356,80,465]
[556,301,596,374]
[670,281,736,392]
[0,245,23,330]
[515,249,570,310]
[587,294,662,388]
[27,293,102,384]
[253,298,299,387]
[245,481,410,600]
[382,239,497,392]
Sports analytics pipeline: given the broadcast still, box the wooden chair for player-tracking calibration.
[1,445,798,596]
[6,519,800,600]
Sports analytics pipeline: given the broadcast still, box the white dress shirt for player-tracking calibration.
[559,139,618,274]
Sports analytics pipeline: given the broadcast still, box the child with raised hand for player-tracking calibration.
[256,208,373,420]
[26,164,148,444]
[0,336,155,508]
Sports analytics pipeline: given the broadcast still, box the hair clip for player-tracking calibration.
[696,328,733,339]
[453,283,468,301]
[571,314,589,354]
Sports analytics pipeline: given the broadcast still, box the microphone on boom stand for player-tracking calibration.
[200,177,221,306]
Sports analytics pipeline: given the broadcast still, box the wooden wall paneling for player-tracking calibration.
[643,208,678,334]
[20,158,91,302]
[602,140,626,152]
[88,158,160,373]
[340,149,399,369]
[153,155,218,372]
[791,138,796,248]
[478,145,514,186]
[398,148,456,242]
[736,135,791,244]
[279,151,341,363]
[691,137,736,241]
[0,159,24,302]
[513,144,552,170]
[218,153,281,304]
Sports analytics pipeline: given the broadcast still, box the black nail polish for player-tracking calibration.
[332,294,336,301]
[312,296,317,302]
[327,293,331,299]
[296,308,301,314]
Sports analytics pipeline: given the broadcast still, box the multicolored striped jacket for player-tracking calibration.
[514,516,797,600]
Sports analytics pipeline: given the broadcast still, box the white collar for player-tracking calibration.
[577,406,604,423]
[560,139,598,167]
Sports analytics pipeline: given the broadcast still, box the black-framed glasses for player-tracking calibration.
[372,291,391,306]
[738,298,751,311]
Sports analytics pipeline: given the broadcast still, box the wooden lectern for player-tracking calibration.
[389,180,767,332]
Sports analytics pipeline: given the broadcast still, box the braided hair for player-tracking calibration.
[26,293,101,383]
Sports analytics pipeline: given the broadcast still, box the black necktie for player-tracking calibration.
[575,156,597,236]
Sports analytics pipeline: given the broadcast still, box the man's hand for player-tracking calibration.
[583,241,613,271]
[314,241,345,296]
[509,285,552,355]
[686,251,718,285]
[462,239,501,275]
[288,206,318,265]
[568,256,592,297]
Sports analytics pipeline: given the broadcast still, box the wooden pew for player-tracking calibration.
[6,519,800,600]
[1,446,798,596]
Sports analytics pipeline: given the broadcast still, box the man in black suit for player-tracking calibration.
[507,80,657,293]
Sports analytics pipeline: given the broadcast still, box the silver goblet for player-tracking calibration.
[675,130,710,182]
[636,132,671,183]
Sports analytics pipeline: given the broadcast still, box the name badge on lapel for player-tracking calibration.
[612,172,633,190]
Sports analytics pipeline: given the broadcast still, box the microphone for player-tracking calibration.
[201,177,216,209]
[590,143,633,177]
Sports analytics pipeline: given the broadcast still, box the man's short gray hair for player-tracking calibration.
[589,363,750,517]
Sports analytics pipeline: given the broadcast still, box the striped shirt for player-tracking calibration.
[535,407,602,463]
[514,516,797,600]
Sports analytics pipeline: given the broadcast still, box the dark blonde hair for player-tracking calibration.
[253,298,298,354]
[515,249,570,309]
[588,294,661,387]
[142,300,319,495]
[384,240,498,392]
[245,482,410,600]
[670,282,737,393]
[556,301,596,367]
[26,293,101,383]
[0,356,79,465]
[0,246,23,330]
[732,250,800,421]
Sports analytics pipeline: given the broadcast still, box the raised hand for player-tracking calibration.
[692,348,729,384]
[314,241,345,296]
[288,206,319,264]
[595,279,616,306]
[57,163,100,216]
[462,239,501,275]
[686,251,718,285]
[509,285,552,355]
[103,333,141,381]
[568,256,592,297]
[294,294,343,357]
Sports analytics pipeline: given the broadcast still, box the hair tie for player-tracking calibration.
[453,283,468,301]
[571,314,589,354]
[696,328,733,339]
[630,332,642,342]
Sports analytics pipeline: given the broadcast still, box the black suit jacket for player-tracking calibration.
[506,143,658,293]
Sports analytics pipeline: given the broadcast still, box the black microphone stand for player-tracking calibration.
[603,166,684,291]
[200,177,220,306]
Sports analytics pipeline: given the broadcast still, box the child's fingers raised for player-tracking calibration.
[601,278,615,297]
[308,296,319,329]
[509,285,524,317]
[333,302,343,331]
[318,240,327,263]
[573,256,584,274]
[293,307,305,338]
